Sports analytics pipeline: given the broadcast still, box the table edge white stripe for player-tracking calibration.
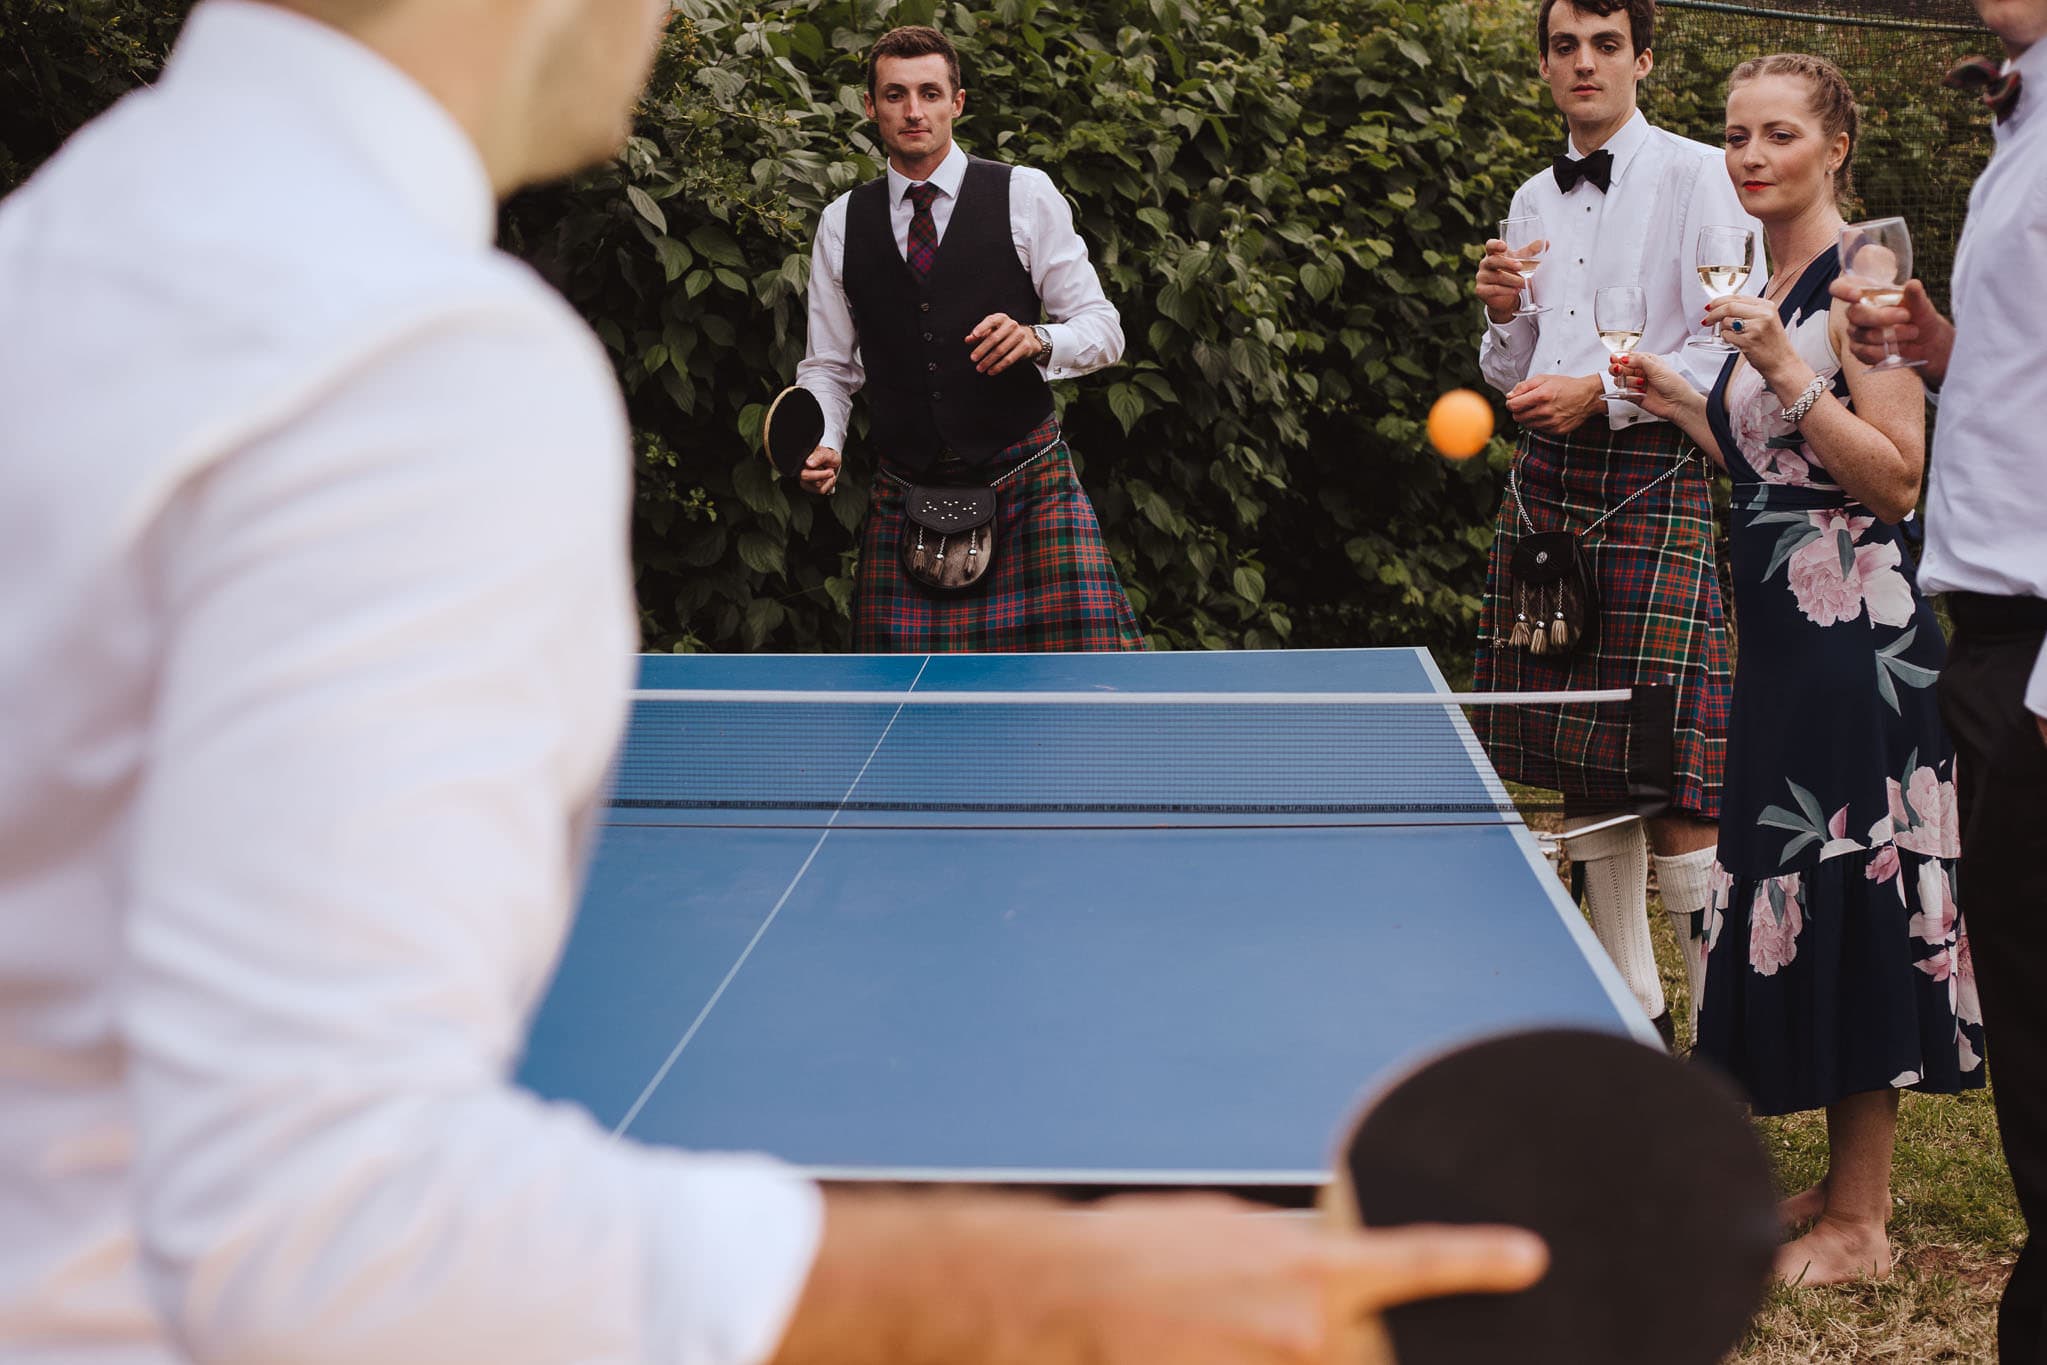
[628,689,1636,707]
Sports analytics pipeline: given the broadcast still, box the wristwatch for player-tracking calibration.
[1030,324,1053,359]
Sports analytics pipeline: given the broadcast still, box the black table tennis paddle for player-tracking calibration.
[761,385,825,478]
[1326,1028,1776,1365]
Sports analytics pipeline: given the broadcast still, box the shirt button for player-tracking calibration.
[920,302,932,313]
[927,362,938,373]
[931,390,943,400]
[923,332,934,342]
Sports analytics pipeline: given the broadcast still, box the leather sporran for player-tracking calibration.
[1507,530,1596,655]
[901,484,997,593]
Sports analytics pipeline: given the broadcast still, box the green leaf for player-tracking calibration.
[1232,565,1264,604]
[652,235,692,284]
[1109,382,1144,434]
[687,224,747,269]
[626,184,666,233]
[737,531,784,576]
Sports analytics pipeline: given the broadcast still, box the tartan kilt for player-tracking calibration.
[853,420,1146,653]
[1474,419,1730,819]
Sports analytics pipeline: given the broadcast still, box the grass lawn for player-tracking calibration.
[1609,857,2023,1362]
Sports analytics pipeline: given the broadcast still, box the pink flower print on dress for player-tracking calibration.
[1893,765,1960,858]
[1909,860,1957,944]
[1729,381,1813,485]
[1866,842,1901,886]
[1703,862,1734,955]
[1955,927,1982,1028]
[1748,873,1804,977]
[1785,511,1915,628]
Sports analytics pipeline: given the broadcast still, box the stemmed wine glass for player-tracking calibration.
[1500,214,1550,317]
[1694,225,1756,352]
[1595,285,1647,405]
[1838,217,1924,371]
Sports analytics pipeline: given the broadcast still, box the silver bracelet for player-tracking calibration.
[1779,373,1829,426]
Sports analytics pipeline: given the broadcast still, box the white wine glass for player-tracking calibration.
[1595,285,1648,405]
[1500,214,1549,317]
[1694,225,1756,353]
[1838,217,1924,371]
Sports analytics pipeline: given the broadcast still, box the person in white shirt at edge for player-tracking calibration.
[793,26,1144,653]
[0,2,1547,1363]
[1471,0,1764,1047]
[1833,0,2047,1356]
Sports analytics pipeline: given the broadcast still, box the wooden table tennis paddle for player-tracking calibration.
[1326,1028,1776,1365]
[761,385,825,478]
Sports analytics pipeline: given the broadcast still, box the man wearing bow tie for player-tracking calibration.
[1834,2,2047,1356]
[1470,0,1762,1047]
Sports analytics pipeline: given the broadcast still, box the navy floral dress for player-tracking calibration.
[1692,254,1984,1116]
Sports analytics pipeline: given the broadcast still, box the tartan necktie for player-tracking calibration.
[905,181,941,278]
[1946,55,2023,125]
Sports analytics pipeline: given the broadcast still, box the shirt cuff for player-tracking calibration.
[2027,639,2047,721]
[1036,323,1071,379]
[643,1154,823,1365]
[1485,314,1529,345]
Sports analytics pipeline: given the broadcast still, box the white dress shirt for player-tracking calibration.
[0,5,818,1364]
[795,140,1125,452]
[1919,41,2047,718]
[1479,110,1765,429]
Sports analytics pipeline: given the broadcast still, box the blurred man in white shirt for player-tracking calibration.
[1837,3,2047,1356]
[0,3,1544,1363]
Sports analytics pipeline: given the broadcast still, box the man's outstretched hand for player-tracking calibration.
[772,1189,1547,1365]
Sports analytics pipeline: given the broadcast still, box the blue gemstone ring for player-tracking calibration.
[1730,319,1745,332]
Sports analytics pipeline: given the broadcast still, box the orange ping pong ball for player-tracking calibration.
[1427,388,1495,460]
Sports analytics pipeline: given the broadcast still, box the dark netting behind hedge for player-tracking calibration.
[1648,0,1997,310]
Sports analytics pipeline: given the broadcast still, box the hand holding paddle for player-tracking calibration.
[762,385,838,494]
[772,1189,1544,1365]
[1327,1029,1776,1365]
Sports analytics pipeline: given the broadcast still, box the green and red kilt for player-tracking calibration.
[853,418,1146,653]
[1474,419,1729,819]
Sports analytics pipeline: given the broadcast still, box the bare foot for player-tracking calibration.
[1777,1181,1826,1230]
[1774,1216,1891,1287]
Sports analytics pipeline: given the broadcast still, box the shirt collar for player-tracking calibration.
[161,0,495,250]
[1998,42,2047,139]
[1565,109,1651,184]
[886,140,969,203]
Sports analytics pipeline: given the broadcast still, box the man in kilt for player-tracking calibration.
[794,25,1144,653]
[1474,0,1761,1042]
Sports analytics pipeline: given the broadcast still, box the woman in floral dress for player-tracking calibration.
[1616,53,1983,1287]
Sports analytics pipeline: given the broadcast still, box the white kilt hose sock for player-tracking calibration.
[1652,846,1719,1034]
[1565,814,1664,1025]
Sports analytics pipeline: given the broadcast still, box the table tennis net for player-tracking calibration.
[608,684,1676,818]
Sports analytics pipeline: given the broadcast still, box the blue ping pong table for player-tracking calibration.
[518,647,1653,1201]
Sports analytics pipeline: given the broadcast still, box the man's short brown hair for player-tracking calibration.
[866,26,962,97]
[1537,0,1657,56]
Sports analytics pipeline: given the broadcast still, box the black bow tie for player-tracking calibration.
[1553,147,1614,193]
[1946,55,2023,125]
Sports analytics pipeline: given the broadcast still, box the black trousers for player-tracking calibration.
[1940,593,2047,1364]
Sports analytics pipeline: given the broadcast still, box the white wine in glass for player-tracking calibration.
[1500,213,1550,317]
[1838,217,1924,371]
[1595,285,1647,357]
[1694,225,1756,353]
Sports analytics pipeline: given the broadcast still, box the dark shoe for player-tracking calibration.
[1649,1009,1676,1050]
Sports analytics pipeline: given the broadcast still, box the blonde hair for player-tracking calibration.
[1729,52,1861,198]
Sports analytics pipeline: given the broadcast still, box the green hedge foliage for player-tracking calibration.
[8,1,1996,658]
[502,0,1559,654]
